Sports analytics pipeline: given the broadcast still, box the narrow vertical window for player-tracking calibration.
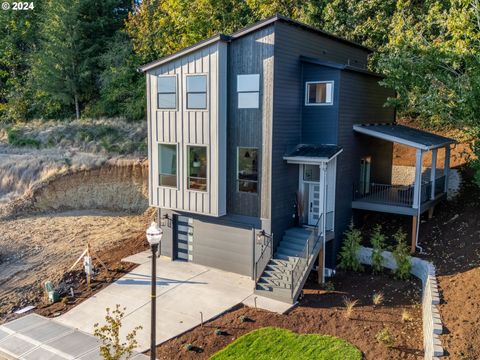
[305,81,334,105]
[237,147,258,193]
[187,146,207,191]
[237,74,260,109]
[158,144,177,187]
[186,75,207,109]
[157,75,177,109]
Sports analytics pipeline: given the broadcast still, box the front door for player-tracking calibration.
[308,183,321,225]
[359,156,371,195]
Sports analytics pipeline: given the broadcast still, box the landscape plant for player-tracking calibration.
[342,297,359,319]
[93,305,142,360]
[392,229,412,280]
[401,309,412,323]
[375,327,395,347]
[338,221,363,272]
[372,292,384,306]
[370,225,386,273]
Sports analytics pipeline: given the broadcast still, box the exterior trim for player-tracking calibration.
[283,148,343,164]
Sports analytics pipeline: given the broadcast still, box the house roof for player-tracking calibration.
[139,14,372,73]
[284,144,343,164]
[300,56,384,78]
[353,124,456,150]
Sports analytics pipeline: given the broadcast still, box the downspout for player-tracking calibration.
[321,162,328,283]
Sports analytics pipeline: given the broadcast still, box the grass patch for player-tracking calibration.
[6,128,41,148]
[209,327,361,360]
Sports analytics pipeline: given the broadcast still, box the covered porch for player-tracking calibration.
[352,124,456,252]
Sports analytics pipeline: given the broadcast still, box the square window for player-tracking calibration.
[158,144,177,187]
[305,81,334,105]
[186,75,207,110]
[157,76,177,109]
[237,74,260,109]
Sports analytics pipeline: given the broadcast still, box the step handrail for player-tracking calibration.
[254,232,273,282]
[290,214,323,298]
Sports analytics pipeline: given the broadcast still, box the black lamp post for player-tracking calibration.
[146,222,163,360]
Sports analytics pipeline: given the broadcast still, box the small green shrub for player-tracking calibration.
[375,327,395,347]
[93,305,142,360]
[6,127,41,148]
[392,229,411,280]
[370,225,386,274]
[322,281,335,292]
[238,315,250,323]
[338,221,363,272]
[184,343,193,351]
[214,328,223,336]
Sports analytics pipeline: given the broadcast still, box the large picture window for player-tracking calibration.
[187,146,207,191]
[237,74,260,109]
[186,75,207,109]
[305,81,334,105]
[157,75,177,109]
[237,147,258,193]
[158,144,177,187]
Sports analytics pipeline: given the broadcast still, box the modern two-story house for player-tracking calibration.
[139,15,455,303]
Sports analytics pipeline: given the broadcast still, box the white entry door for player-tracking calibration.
[308,183,321,225]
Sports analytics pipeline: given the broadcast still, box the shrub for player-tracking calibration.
[392,229,412,280]
[214,328,223,336]
[401,309,412,322]
[372,292,384,306]
[6,127,41,148]
[343,297,359,319]
[322,281,335,292]
[184,343,193,351]
[238,315,250,323]
[370,225,385,274]
[375,327,395,347]
[338,221,363,272]
[93,305,142,360]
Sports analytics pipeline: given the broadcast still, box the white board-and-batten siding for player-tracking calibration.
[147,42,227,216]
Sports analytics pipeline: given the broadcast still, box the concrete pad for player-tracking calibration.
[0,334,37,358]
[122,251,151,265]
[20,321,73,344]
[0,328,10,342]
[242,294,295,314]
[22,346,69,360]
[43,331,100,358]
[2,314,49,333]
[57,257,258,352]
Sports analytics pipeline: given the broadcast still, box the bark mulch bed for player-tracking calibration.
[154,271,423,360]
[34,232,148,318]
[359,167,480,359]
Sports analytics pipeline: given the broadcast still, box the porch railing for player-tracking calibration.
[254,232,273,281]
[290,212,333,298]
[354,183,414,207]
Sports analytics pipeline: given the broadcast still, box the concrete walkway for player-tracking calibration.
[55,252,292,352]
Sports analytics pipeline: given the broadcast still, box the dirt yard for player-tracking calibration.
[154,271,422,360]
[0,209,151,324]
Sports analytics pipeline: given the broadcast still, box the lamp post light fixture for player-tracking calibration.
[146,222,162,360]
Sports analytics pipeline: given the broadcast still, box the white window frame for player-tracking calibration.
[237,74,260,109]
[236,147,259,194]
[157,74,177,110]
[185,74,208,111]
[305,81,334,106]
[185,144,209,193]
[158,142,178,189]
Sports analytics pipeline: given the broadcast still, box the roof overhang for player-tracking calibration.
[138,34,230,73]
[353,124,456,151]
[300,56,384,78]
[283,144,343,165]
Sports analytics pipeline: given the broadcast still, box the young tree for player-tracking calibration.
[370,224,386,273]
[392,229,411,280]
[338,221,364,272]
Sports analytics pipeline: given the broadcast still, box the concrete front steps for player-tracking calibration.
[255,227,318,303]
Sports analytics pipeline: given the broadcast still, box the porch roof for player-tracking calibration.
[283,144,343,164]
[353,124,455,150]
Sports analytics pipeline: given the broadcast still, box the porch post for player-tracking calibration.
[444,146,450,193]
[319,162,328,284]
[413,149,424,208]
[430,149,437,200]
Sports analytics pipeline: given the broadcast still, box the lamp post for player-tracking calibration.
[146,222,162,360]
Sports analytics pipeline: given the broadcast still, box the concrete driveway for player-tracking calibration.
[57,252,290,352]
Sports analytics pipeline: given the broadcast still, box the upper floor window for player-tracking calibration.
[157,75,177,109]
[187,146,208,191]
[237,74,260,109]
[237,147,258,193]
[158,143,177,187]
[305,81,334,106]
[186,75,207,109]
